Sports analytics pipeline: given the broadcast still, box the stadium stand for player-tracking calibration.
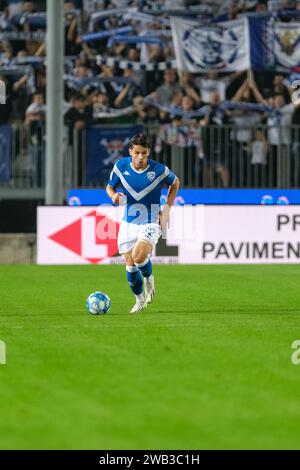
[1,0,300,192]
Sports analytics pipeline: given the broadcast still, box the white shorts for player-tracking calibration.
[118,221,162,255]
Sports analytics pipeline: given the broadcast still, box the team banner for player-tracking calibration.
[171,16,250,72]
[37,206,300,265]
[85,125,143,186]
[0,124,11,183]
[273,21,300,70]
[248,16,300,71]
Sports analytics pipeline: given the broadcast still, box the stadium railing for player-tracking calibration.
[1,123,300,195]
[0,123,74,197]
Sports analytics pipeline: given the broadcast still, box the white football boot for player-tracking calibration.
[130,294,147,314]
[144,275,155,304]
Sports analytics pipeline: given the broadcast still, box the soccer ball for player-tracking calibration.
[86,292,111,315]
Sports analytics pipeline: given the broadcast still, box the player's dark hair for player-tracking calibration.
[129,133,151,149]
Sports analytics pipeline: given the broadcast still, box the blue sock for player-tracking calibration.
[135,258,152,278]
[126,266,143,295]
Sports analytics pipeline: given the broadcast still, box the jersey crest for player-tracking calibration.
[147,171,156,182]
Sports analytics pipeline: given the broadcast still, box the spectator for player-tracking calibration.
[158,89,183,123]
[65,2,81,55]
[96,64,120,104]
[271,74,291,104]
[255,2,268,12]
[23,1,35,13]
[250,128,268,187]
[113,68,142,108]
[291,98,300,185]
[12,72,30,119]
[179,72,202,106]
[64,93,92,184]
[196,70,243,104]
[246,73,300,185]
[64,93,92,130]
[215,1,240,21]
[24,91,46,126]
[230,78,262,186]
[92,91,111,123]
[127,47,146,92]
[155,69,181,106]
[75,63,91,80]
[24,91,46,187]
[262,94,294,146]
[0,0,8,26]
[251,128,268,165]
[200,90,230,187]
[0,74,12,123]
[6,0,23,18]
[181,95,196,113]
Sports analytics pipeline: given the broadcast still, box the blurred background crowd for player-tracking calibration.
[1,0,300,189]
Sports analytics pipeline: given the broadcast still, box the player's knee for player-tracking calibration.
[132,252,147,265]
[123,252,134,265]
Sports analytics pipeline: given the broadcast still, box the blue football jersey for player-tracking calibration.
[107,157,177,224]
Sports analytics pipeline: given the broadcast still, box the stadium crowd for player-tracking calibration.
[1,0,300,187]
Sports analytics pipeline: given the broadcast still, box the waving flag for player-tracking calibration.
[171,16,250,73]
[248,15,300,71]
[274,21,300,70]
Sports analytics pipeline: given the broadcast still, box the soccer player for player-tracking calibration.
[106,133,180,313]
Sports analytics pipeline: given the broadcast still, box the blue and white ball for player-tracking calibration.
[86,292,111,315]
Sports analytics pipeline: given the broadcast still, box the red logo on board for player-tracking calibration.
[49,211,119,264]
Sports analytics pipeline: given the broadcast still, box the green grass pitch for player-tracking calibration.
[1,264,300,450]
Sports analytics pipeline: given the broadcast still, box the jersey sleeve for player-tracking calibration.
[107,163,121,189]
[164,166,177,186]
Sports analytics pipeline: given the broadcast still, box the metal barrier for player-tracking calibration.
[72,123,300,189]
[1,123,300,193]
[150,123,300,189]
[0,123,74,194]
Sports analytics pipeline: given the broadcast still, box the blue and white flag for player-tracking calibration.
[249,16,300,71]
[248,15,269,70]
[171,16,250,72]
[273,21,300,70]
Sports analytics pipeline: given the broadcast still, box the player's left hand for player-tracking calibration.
[160,205,171,232]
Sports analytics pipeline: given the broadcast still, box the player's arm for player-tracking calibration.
[106,184,125,205]
[106,163,125,205]
[165,177,180,208]
[160,177,180,231]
